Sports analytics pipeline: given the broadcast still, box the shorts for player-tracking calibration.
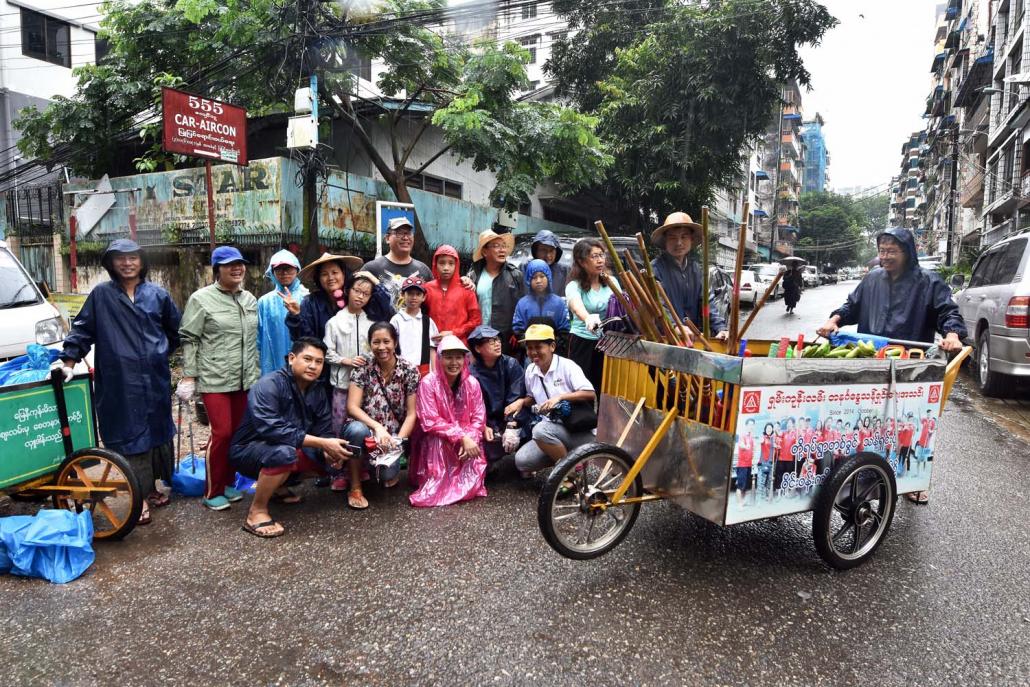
[735,466,752,492]
[260,448,326,477]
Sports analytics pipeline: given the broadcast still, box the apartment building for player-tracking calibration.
[751,80,804,260]
[801,114,830,193]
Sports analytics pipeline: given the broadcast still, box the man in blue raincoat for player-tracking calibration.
[817,227,966,350]
[60,239,181,524]
[257,249,308,375]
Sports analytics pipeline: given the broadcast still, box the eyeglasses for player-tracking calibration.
[350,289,372,299]
[588,252,606,260]
[877,248,902,258]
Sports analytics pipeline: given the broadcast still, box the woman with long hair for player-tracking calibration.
[565,238,614,395]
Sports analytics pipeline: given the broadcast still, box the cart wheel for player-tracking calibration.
[54,448,143,541]
[537,443,643,560]
[812,452,897,570]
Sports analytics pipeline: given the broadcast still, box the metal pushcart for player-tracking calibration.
[0,371,143,540]
[537,332,972,569]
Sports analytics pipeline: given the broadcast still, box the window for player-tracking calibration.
[519,37,537,64]
[522,2,537,20]
[21,8,71,68]
[94,35,110,64]
[527,80,539,90]
[969,249,1001,288]
[405,169,462,199]
[995,239,1027,284]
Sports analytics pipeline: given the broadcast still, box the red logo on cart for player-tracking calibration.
[741,391,761,414]
[928,385,941,404]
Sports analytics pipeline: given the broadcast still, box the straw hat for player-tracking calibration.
[651,212,702,248]
[473,229,515,262]
[298,252,363,286]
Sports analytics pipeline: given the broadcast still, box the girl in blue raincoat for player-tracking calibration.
[257,250,308,375]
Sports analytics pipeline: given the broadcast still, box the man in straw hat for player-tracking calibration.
[467,228,524,355]
[651,212,729,345]
[361,216,433,309]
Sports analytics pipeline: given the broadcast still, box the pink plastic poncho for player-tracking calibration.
[409,357,487,507]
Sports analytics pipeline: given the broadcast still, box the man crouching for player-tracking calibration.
[231,337,353,538]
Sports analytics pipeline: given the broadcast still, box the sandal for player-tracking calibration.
[146,491,171,508]
[270,488,304,505]
[383,476,400,489]
[138,506,152,526]
[242,519,284,538]
[348,488,368,510]
[905,491,930,505]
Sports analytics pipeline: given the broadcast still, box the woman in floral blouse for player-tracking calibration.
[343,321,420,509]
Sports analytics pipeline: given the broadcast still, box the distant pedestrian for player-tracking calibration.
[60,239,181,526]
[361,217,433,308]
[178,246,260,512]
[257,249,307,375]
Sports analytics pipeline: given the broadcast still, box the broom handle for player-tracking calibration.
[737,268,784,342]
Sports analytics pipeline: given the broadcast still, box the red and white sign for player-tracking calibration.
[162,87,248,165]
[928,384,941,404]
[741,390,761,414]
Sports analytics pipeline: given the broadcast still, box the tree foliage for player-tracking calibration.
[796,191,873,268]
[547,0,836,230]
[15,0,609,258]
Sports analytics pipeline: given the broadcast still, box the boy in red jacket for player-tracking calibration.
[425,245,481,344]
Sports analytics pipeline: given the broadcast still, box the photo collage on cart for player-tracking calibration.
[725,381,944,525]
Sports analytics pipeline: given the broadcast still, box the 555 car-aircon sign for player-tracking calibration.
[162,87,248,165]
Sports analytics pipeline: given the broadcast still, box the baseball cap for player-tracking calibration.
[400,275,426,293]
[211,246,248,266]
[468,325,501,344]
[387,216,414,233]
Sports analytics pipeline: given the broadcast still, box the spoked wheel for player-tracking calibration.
[54,449,143,541]
[813,452,897,570]
[537,443,643,560]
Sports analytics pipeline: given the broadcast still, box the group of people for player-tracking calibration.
[735,410,937,506]
[56,210,964,536]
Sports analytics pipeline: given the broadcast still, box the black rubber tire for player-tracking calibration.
[976,329,1007,398]
[537,443,643,560]
[813,452,897,570]
[55,448,143,541]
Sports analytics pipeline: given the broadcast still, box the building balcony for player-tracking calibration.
[960,169,985,208]
[779,160,798,183]
[780,132,801,159]
[984,186,1019,217]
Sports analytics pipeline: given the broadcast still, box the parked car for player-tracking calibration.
[737,269,760,305]
[750,263,785,299]
[802,265,819,288]
[954,233,1030,396]
[0,241,69,363]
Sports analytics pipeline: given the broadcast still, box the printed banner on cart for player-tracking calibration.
[725,381,943,525]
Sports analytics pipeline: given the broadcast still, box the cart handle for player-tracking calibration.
[940,345,973,410]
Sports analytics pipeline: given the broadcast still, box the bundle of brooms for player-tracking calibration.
[594,202,784,357]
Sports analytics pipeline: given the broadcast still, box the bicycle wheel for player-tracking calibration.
[54,448,143,541]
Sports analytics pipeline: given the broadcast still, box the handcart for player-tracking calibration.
[537,332,972,569]
[0,371,143,540]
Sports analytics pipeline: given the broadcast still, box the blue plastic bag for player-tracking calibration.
[0,510,95,584]
[0,344,59,388]
[171,454,207,496]
[830,331,890,351]
[233,473,257,494]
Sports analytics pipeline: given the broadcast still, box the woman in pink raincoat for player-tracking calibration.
[409,335,488,507]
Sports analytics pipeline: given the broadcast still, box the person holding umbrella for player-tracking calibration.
[780,257,805,315]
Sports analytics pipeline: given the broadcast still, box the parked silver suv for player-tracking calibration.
[954,233,1030,396]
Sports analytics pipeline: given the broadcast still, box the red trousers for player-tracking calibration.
[202,390,248,500]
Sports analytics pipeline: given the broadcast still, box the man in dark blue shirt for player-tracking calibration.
[817,227,965,351]
[650,212,729,345]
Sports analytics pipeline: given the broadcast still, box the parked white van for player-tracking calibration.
[0,240,70,363]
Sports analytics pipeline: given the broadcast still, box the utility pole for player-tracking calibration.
[944,123,958,266]
[769,97,784,261]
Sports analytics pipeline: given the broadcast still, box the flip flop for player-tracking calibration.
[242,519,284,538]
[905,491,930,505]
[138,508,152,526]
[348,489,368,510]
[270,489,304,505]
[146,491,171,508]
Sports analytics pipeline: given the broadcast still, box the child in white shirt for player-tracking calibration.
[390,275,439,378]
[324,271,378,437]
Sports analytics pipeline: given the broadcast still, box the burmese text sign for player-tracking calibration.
[162,87,248,165]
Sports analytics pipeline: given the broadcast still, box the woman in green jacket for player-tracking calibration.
[178,246,260,511]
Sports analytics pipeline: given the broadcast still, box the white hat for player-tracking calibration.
[437,334,469,354]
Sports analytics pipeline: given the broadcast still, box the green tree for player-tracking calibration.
[796,191,867,268]
[547,0,836,230]
[16,0,609,259]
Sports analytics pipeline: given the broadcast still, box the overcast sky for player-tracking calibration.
[799,0,941,193]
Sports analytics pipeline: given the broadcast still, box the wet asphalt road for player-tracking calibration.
[2,282,1029,686]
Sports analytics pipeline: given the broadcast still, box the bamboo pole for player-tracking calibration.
[736,268,785,342]
[656,281,712,351]
[602,273,646,337]
[727,201,750,352]
[619,267,665,342]
[595,220,626,275]
[622,251,680,344]
[701,206,711,339]
[635,233,658,287]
